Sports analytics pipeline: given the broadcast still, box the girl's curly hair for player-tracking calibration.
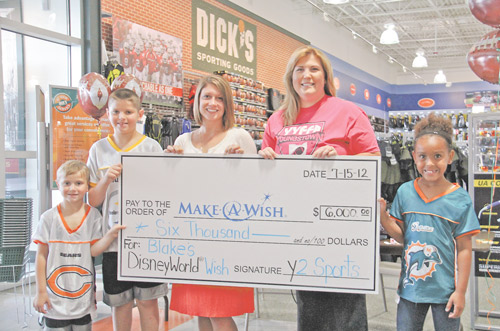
[414,112,453,148]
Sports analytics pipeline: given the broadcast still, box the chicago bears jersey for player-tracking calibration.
[390,179,480,304]
[87,135,162,252]
[33,205,102,320]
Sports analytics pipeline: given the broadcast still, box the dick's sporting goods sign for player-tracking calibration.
[192,0,257,79]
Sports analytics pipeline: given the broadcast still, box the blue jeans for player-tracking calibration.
[397,297,460,331]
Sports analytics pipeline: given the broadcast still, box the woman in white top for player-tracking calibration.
[166,74,256,155]
[165,74,256,331]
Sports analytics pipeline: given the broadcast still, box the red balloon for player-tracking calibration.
[467,29,500,84]
[111,73,144,102]
[469,0,500,27]
[78,72,111,120]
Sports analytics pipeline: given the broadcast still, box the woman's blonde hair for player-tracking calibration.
[281,46,336,126]
[193,75,235,130]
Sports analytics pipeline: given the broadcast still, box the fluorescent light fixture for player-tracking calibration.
[380,23,399,45]
[412,48,428,68]
[433,70,447,84]
[323,0,349,4]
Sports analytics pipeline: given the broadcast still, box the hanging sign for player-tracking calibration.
[118,154,381,294]
[417,98,436,108]
[191,0,257,79]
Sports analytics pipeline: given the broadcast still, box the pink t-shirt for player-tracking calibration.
[262,95,379,156]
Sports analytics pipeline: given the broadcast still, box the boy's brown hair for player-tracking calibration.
[109,88,141,111]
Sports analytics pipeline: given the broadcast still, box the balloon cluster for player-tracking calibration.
[77,72,144,121]
[467,0,500,84]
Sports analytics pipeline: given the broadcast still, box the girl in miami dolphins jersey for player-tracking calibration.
[380,113,479,331]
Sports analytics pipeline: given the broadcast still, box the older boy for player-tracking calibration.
[87,88,167,331]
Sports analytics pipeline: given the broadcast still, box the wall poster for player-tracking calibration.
[112,18,183,108]
[50,86,113,188]
[465,91,500,111]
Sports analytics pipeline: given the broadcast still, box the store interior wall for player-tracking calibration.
[99,0,500,118]
[226,0,482,85]
[101,0,306,94]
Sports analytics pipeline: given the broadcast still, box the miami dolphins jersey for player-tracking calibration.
[390,178,480,304]
[33,205,102,320]
[87,134,162,252]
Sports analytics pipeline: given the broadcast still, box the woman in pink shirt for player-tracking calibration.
[260,45,380,331]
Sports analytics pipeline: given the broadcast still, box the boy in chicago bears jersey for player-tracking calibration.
[380,113,480,331]
[87,88,167,331]
[33,160,125,330]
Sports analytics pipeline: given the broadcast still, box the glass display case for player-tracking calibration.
[471,113,500,173]
[469,112,500,330]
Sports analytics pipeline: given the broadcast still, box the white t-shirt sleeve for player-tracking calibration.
[147,138,164,152]
[173,132,190,150]
[89,207,103,241]
[86,143,99,186]
[234,128,257,154]
[33,210,51,244]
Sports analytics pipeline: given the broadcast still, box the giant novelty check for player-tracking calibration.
[118,154,381,294]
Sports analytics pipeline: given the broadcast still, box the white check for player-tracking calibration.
[118,154,381,294]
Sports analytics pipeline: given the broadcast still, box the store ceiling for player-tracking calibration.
[302,0,493,76]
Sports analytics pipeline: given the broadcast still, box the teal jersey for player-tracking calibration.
[390,179,480,304]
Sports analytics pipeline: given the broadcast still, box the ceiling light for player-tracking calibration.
[412,48,428,68]
[434,70,447,84]
[402,66,407,73]
[352,31,357,39]
[323,12,330,22]
[388,57,394,64]
[323,0,349,4]
[380,23,399,45]
[372,45,377,54]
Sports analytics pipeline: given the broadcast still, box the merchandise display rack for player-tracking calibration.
[0,198,34,328]
[388,109,470,143]
[468,112,500,330]
[214,71,268,141]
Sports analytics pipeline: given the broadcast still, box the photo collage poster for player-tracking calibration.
[112,18,183,108]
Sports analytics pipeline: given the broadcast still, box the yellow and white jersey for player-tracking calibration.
[87,134,163,252]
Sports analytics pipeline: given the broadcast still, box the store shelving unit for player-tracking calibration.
[468,112,500,330]
[215,71,268,141]
[387,110,469,143]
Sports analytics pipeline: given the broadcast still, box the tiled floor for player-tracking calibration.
[1,266,500,330]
